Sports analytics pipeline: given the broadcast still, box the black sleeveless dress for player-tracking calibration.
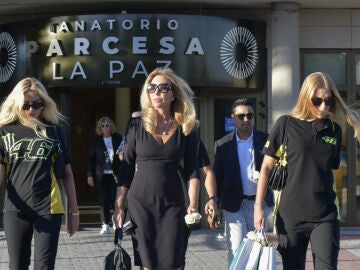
[119,118,198,270]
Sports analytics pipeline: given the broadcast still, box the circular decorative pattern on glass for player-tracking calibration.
[0,32,17,83]
[220,27,258,79]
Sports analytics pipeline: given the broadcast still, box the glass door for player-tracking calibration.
[353,52,360,224]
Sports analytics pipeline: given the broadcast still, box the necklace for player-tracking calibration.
[162,119,173,135]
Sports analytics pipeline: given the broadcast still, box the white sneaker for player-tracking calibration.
[100,224,110,234]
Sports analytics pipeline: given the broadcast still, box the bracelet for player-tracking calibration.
[254,203,263,206]
[71,212,80,216]
[208,195,219,202]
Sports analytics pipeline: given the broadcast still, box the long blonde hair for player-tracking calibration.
[290,72,360,141]
[140,68,198,135]
[0,77,66,137]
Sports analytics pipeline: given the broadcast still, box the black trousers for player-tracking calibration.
[99,173,117,224]
[3,211,62,270]
[276,213,340,270]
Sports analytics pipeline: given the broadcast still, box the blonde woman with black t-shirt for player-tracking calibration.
[0,78,79,270]
[254,72,360,270]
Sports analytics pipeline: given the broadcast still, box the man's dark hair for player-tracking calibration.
[231,98,255,113]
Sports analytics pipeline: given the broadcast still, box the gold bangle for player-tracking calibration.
[254,203,263,206]
[71,212,79,216]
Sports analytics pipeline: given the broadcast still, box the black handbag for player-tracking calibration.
[104,229,132,270]
[267,116,290,191]
[54,126,66,179]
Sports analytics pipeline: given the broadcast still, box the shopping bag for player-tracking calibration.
[230,230,276,270]
[245,241,262,270]
[255,229,276,270]
[104,229,131,270]
[258,245,276,270]
[229,238,255,270]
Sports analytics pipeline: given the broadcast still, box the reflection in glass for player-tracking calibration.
[357,132,360,223]
[355,54,360,85]
[357,151,360,223]
[333,150,347,222]
[303,52,347,86]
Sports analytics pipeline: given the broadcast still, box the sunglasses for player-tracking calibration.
[146,83,171,94]
[22,102,44,110]
[235,113,255,121]
[311,97,336,107]
[101,124,110,128]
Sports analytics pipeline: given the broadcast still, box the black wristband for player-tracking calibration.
[208,195,219,202]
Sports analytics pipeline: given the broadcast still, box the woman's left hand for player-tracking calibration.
[185,205,201,224]
[187,205,198,215]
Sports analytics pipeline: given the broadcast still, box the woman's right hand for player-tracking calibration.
[254,204,265,230]
[87,176,94,187]
[254,155,276,230]
[113,204,125,229]
[114,186,128,228]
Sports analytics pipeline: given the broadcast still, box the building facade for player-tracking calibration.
[0,1,360,226]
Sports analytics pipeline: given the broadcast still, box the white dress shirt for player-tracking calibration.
[236,131,258,196]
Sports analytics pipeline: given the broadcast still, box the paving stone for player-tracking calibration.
[0,227,359,269]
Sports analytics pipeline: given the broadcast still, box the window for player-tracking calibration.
[303,52,347,87]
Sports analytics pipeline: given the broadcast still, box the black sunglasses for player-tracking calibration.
[235,113,255,121]
[146,83,171,94]
[101,124,110,128]
[311,97,336,107]
[22,102,44,110]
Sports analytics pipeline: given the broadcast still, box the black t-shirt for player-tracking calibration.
[198,140,210,168]
[0,122,71,215]
[264,115,342,222]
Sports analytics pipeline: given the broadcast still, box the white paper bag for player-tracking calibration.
[245,241,262,270]
[257,245,276,270]
[229,238,255,270]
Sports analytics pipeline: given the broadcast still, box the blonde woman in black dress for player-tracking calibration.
[114,68,200,270]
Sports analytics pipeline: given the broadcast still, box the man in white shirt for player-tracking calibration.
[213,98,274,266]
